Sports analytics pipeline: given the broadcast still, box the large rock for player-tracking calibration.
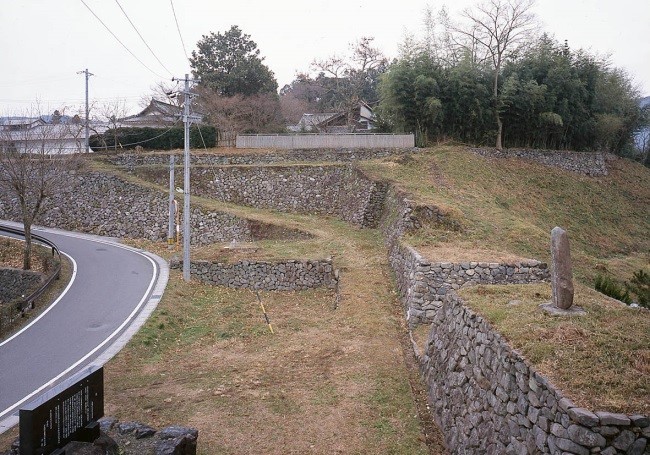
[550,226,574,309]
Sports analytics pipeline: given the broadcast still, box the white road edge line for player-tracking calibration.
[0,225,169,433]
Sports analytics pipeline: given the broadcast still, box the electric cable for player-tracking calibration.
[169,0,190,61]
[78,0,166,80]
[196,123,208,150]
[92,119,182,149]
[114,0,174,77]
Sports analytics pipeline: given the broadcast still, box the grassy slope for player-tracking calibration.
[360,148,649,285]
[362,147,649,414]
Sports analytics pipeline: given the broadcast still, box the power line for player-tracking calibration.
[114,0,174,77]
[93,120,182,149]
[78,0,166,80]
[169,0,189,61]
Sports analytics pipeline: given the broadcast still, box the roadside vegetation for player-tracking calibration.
[0,237,73,341]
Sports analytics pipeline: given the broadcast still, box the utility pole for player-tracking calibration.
[77,69,93,153]
[168,153,175,246]
[172,74,200,282]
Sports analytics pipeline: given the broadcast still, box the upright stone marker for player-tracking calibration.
[550,226,574,309]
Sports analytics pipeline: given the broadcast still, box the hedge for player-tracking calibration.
[90,125,217,150]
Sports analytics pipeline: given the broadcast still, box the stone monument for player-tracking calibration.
[551,226,574,309]
[541,226,584,315]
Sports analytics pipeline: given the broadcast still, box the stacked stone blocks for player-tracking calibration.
[419,293,648,454]
[172,258,337,291]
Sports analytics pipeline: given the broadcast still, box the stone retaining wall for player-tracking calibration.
[0,268,43,304]
[106,148,417,167]
[380,186,458,245]
[388,240,549,326]
[136,165,386,227]
[0,172,308,244]
[418,292,649,454]
[471,148,608,176]
[171,258,337,291]
[380,184,647,454]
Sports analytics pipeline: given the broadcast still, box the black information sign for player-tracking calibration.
[19,366,104,455]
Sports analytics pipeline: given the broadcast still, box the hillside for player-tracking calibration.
[361,148,649,286]
[2,146,647,454]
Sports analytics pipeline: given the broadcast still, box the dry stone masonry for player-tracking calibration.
[471,148,608,176]
[389,241,549,326]
[107,148,417,167]
[416,293,649,454]
[0,269,43,304]
[0,171,307,245]
[171,258,337,291]
[381,181,648,454]
[135,164,389,228]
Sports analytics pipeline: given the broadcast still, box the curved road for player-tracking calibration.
[0,223,168,432]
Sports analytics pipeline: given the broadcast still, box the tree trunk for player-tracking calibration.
[495,115,503,150]
[23,222,32,270]
[493,68,503,151]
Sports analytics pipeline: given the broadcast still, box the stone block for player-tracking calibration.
[626,438,647,455]
[612,430,636,451]
[596,411,631,426]
[568,407,599,427]
[554,436,589,455]
[630,415,650,428]
[594,426,620,437]
[567,424,606,447]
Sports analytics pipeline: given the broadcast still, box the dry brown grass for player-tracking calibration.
[459,283,650,415]
[91,162,447,454]
[104,262,445,454]
[0,236,51,273]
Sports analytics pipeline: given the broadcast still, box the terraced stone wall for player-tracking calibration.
[0,172,303,244]
[107,148,417,167]
[172,258,337,291]
[418,292,649,454]
[380,187,648,454]
[388,241,549,326]
[471,148,608,176]
[135,165,389,228]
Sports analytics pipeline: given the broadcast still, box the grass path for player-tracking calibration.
[88,162,447,454]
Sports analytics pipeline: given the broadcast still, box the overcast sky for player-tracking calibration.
[1,0,648,117]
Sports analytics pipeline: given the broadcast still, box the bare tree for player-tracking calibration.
[140,81,183,109]
[197,87,284,137]
[454,0,537,149]
[309,37,388,129]
[101,99,130,152]
[0,109,81,269]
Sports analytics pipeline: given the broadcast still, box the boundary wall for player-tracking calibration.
[236,133,415,149]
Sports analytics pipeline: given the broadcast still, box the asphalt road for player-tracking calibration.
[0,224,167,430]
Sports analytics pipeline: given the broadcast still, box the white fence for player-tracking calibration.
[236,133,415,149]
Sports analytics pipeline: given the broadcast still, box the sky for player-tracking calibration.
[1,0,648,117]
